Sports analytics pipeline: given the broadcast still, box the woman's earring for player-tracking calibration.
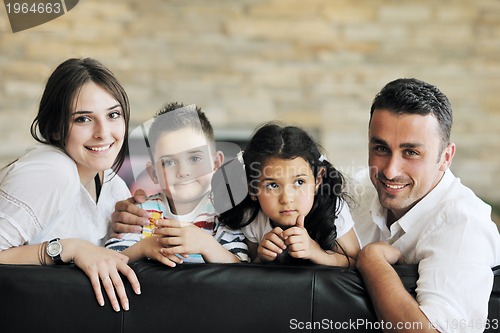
[250,195,257,201]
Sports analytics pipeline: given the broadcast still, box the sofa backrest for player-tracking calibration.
[0,262,498,333]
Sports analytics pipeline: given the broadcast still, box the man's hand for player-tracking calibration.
[357,242,402,269]
[111,189,150,238]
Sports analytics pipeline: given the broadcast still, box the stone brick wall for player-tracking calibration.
[1,0,499,212]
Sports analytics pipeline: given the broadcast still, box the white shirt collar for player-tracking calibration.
[370,170,456,238]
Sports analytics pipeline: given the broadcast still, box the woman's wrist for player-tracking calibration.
[58,238,80,264]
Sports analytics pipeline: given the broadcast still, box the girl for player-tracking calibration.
[220,123,359,266]
[0,58,140,312]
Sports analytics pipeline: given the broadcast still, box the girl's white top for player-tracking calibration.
[242,199,356,245]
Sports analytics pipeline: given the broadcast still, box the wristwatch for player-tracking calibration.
[46,238,65,265]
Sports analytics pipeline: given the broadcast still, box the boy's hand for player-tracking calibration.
[111,189,150,237]
[136,236,183,267]
[154,219,214,257]
[282,215,318,260]
[257,227,286,262]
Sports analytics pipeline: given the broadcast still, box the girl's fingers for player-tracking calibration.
[262,239,284,254]
[267,233,286,250]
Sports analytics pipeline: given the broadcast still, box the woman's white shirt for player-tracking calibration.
[0,144,131,249]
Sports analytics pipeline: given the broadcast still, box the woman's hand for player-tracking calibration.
[63,239,141,312]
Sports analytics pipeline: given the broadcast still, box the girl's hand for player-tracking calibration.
[154,219,214,258]
[257,227,286,262]
[282,215,319,260]
[66,239,141,312]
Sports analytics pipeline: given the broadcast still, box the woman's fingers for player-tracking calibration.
[89,272,106,308]
[100,274,122,312]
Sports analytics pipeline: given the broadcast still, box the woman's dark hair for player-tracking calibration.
[30,57,130,173]
[220,122,348,252]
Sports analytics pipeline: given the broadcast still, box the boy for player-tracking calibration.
[106,103,249,266]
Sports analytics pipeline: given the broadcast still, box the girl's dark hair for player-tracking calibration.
[220,122,348,252]
[30,57,130,173]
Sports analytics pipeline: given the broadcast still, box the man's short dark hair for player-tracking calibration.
[369,78,453,152]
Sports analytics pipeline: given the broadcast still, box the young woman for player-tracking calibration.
[0,58,140,312]
[220,123,360,266]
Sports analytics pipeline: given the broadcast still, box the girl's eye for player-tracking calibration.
[109,111,122,119]
[294,179,305,186]
[265,183,279,190]
[74,116,91,123]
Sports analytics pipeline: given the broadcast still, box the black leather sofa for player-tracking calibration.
[0,261,498,333]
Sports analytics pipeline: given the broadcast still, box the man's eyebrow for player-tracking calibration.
[370,137,388,146]
[370,137,424,149]
[400,142,424,149]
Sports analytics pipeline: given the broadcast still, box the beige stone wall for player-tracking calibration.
[1,0,500,209]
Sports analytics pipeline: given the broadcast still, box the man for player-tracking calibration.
[353,78,500,333]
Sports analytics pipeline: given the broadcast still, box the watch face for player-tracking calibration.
[47,241,62,256]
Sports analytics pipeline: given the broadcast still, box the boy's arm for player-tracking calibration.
[245,239,259,262]
[213,224,250,262]
[121,236,183,267]
[198,235,243,263]
[154,220,245,263]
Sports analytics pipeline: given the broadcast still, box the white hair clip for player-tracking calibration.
[236,150,244,164]
[319,155,328,162]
